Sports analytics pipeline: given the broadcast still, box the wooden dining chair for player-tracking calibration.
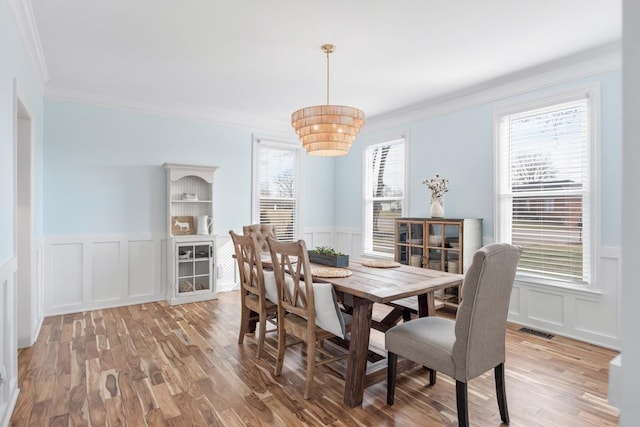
[243,223,277,252]
[229,230,278,358]
[385,243,522,427]
[267,236,350,399]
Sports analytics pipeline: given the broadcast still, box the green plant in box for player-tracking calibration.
[308,246,349,267]
[311,246,345,256]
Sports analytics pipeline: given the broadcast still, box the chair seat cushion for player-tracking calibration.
[312,282,348,339]
[385,316,456,378]
[278,272,349,339]
[263,271,279,304]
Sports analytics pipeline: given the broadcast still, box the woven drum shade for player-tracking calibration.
[291,104,365,157]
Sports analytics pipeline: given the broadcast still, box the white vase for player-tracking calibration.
[430,196,445,218]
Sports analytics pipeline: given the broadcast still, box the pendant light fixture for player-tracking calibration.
[291,44,365,157]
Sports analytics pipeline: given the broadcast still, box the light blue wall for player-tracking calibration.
[43,99,336,236]
[336,70,622,246]
[0,0,45,262]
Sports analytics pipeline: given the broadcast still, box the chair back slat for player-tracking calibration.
[267,237,315,323]
[230,231,265,300]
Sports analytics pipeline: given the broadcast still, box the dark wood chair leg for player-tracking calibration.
[428,368,436,385]
[387,352,398,405]
[456,381,469,427]
[495,363,510,424]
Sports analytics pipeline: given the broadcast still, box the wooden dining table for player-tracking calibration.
[313,258,464,408]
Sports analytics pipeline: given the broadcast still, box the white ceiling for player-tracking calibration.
[30,0,621,132]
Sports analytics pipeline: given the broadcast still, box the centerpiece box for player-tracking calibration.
[308,247,349,267]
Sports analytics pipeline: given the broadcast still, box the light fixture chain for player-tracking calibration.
[326,47,330,105]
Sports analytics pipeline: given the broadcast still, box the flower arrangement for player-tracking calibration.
[421,174,449,200]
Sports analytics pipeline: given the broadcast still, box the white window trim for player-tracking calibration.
[493,85,601,290]
[251,135,304,241]
[362,132,410,258]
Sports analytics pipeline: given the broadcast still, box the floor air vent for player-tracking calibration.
[519,327,554,339]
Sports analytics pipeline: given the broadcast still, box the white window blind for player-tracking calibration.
[254,141,300,242]
[497,95,592,285]
[364,138,405,256]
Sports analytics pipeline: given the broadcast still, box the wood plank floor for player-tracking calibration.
[10,291,619,426]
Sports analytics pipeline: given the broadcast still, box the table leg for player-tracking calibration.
[344,297,373,407]
[417,292,436,317]
[248,310,258,332]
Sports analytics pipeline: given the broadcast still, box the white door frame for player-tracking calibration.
[14,83,35,348]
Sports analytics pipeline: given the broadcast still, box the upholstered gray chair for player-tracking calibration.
[243,223,277,253]
[385,243,521,427]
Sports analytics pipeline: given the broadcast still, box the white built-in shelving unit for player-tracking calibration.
[164,163,218,305]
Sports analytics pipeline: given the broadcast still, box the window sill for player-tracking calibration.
[514,274,602,299]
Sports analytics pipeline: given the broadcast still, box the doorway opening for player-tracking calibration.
[16,96,35,348]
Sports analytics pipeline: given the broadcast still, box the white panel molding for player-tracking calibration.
[42,230,620,349]
[44,233,166,316]
[508,247,621,350]
[0,257,19,427]
[18,238,45,348]
[7,0,49,87]
[303,227,364,257]
[215,234,238,293]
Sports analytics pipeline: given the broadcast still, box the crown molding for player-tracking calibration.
[42,41,621,137]
[44,86,295,134]
[8,0,49,88]
[363,41,622,134]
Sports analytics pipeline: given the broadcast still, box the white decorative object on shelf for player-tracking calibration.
[422,173,449,218]
[196,215,213,235]
[430,197,445,218]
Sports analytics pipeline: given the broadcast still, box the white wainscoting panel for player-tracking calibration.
[128,240,157,298]
[508,247,621,349]
[42,231,621,349]
[303,228,333,251]
[215,235,237,293]
[18,238,45,348]
[528,290,565,325]
[49,242,83,309]
[92,241,120,302]
[0,257,20,427]
[508,286,521,316]
[45,234,166,315]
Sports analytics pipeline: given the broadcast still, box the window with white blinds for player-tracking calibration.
[364,138,405,256]
[496,91,595,286]
[253,139,301,242]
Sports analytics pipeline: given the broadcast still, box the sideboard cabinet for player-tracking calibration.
[394,217,482,309]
